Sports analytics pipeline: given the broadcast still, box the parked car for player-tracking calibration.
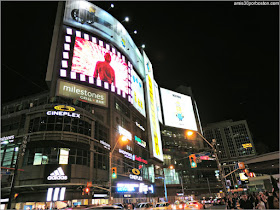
[154,202,172,209]
[135,203,153,209]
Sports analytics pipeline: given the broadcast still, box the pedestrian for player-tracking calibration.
[256,194,266,209]
[238,194,254,209]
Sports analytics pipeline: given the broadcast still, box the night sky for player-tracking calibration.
[1,1,279,152]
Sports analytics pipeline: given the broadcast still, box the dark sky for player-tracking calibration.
[1,1,279,152]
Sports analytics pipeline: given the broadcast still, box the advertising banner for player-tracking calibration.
[143,51,163,162]
[63,0,145,79]
[154,80,163,124]
[160,88,198,131]
[131,69,146,117]
[56,79,108,107]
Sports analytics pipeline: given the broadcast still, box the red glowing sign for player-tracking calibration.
[134,155,148,164]
[71,37,129,94]
[200,156,209,160]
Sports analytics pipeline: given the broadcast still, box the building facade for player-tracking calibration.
[203,119,257,190]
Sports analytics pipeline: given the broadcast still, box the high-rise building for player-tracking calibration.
[203,119,257,189]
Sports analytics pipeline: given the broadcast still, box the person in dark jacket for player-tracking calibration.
[239,194,254,209]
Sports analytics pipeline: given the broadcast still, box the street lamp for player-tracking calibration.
[186,130,227,195]
[109,135,128,203]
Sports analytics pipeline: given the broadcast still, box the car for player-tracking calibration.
[171,200,187,209]
[135,203,153,209]
[213,198,225,205]
[112,203,124,208]
[185,200,204,209]
[154,202,172,209]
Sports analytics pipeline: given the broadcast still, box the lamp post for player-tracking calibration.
[109,135,128,203]
[186,131,227,195]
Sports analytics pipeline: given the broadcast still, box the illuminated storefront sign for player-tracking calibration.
[135,122,145,131]
[130,168,142,181]
[46,105,80,118]
[134,155,147,164]
[100,140,111,150]
[116,183,154,194]
[119,149,133,160]
[47,187,66,202]
[47,167,68,180]
[0,135,14,144]
[242,143,252,148]
[56,79,108,107]
[135,136,146,148]
[118,149,148,164]
[118,126,132,140]
[143,51,163,162]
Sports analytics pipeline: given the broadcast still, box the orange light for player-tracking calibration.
[187,131,194,136]
[85,188,90,193]
[14,193,19,199]
[121,135,128,142]
[169,165,174,170]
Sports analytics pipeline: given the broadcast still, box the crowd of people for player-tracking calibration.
[224,190,279,209]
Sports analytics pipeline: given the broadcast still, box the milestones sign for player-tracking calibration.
[56,79,108,107]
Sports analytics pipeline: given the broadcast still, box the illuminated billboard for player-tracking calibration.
[71,37,129,94]
[154,80,163,123]
[143,51,163,162]
[131,69,146,117]
[62,0,145,78]
[56,79,108,107]
[160,88,198,131]
[59,27,132,102]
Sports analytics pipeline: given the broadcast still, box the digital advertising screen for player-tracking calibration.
[160,88,198,131]
[143,51,163,162]
[71,37,129,94]
[154,80,163,124]
[63,0,145,79]
[131,69,146,117]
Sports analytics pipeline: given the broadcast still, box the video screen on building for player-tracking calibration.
[71,37,129,94]
[160,88,198,131]
[131,69,146,117]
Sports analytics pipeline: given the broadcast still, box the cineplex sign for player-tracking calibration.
[56,79,108,107]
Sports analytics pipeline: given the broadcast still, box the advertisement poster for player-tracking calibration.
[131,69,146,117]
[71,37,129,94]
[154,80,163,124]
[143,51,163,162]
[160,88,198,131]
[56,79,108,107]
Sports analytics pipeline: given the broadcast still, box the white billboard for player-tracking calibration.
[160,88,198,131]
[143,51,163,162]
[131,69,146,117]
[154,80,163,124]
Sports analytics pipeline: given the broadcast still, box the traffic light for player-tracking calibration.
[112,167,117,179]
[85,187,90,195]
[189,154,197,168]
[243,169,250,177]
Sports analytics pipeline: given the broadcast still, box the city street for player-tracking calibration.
[206,204,226,209]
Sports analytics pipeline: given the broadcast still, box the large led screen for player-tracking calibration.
[71,37,129,94]
[160,88,198,131]
[131,69,146,117]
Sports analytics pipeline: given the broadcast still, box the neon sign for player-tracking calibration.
[47,167,68,181]
[118,149,148,164]
[116,183,154,194]
[135,122,145,131]
[1,135,14,144]
[242,143,252,148]
[135,136,146,148]
[46,111,80,118]
[118,126,132,140]
[100,140,111,150]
